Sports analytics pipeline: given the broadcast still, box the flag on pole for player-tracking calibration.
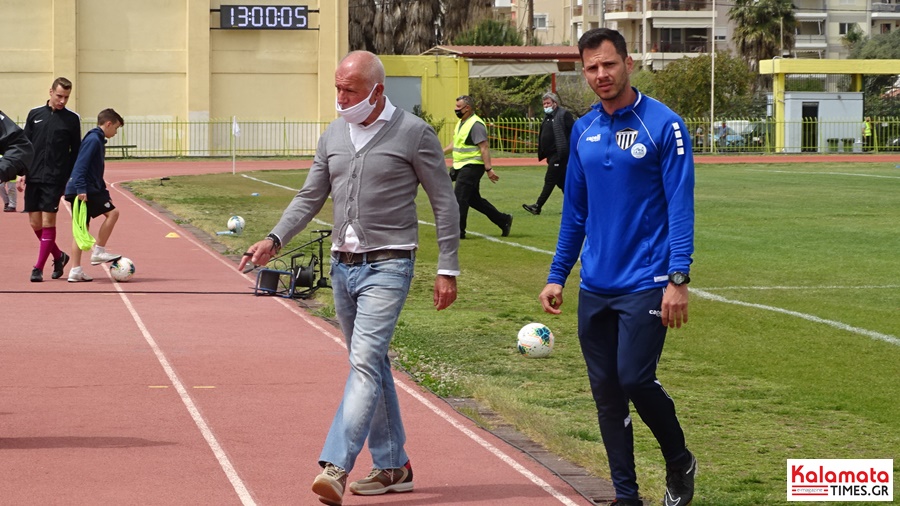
[232,116,241,137]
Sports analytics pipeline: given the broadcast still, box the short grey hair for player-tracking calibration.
[542,92,560,105]
[456,95,476,109]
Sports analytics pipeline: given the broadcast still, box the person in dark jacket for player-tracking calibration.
[0,110,33,184]
[21,77,82,282]
[63,108,124,283]
[523,92,575,216]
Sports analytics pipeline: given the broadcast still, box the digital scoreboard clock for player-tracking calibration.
[220,5,309,29]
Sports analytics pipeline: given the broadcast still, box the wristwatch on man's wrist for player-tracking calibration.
[668,271,690,286]
[266,233,282,251]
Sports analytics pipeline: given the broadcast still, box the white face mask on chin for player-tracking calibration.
[335,85,379,124]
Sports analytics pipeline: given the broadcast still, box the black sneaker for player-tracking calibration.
[522,203,541,215]
[30,267,43,282]
[52,252,70,279]
[3,205,14,213]
[501,214,513,237]
[664,451,697,506]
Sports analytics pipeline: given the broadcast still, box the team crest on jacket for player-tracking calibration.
[615,128,638,150]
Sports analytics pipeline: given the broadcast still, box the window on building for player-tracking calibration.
[714,27,726,42]
[535,14,548,30]
[839,23,855,35]
[881,24,891,34]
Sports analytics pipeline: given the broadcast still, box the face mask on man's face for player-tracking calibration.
[454,108,465,119]
[544,107,554,115]
[335,85,379,124]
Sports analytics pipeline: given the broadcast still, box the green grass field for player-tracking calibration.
[128,161,900,505]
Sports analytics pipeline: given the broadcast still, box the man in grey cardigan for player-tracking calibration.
[240,51,460,506]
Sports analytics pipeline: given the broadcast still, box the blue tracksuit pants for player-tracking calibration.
[577,287,689,500]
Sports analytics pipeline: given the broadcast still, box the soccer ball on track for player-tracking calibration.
[517,323,554,358]
[227,215,245,235]
[110,257,135,282]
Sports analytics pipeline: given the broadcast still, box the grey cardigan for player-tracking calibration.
[270,107,460,272]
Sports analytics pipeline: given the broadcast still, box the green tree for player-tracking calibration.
[650,52,762,118]
[452,18,523,46]
[849,29,900,117]
[452,18,541,118]
[468,74,550,118]
[728,0,795,68]
[841,23,866,53]
[555,73,599,117]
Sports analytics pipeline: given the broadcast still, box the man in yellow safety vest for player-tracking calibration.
[443,95,512,239]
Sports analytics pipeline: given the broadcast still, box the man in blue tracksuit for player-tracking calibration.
[539,28,696,506]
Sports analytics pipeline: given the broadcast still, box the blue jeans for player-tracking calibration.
[318,256,414,473]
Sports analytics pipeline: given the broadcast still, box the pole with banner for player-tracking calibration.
[231,116,241,175]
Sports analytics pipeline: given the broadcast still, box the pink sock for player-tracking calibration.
[35,227,59,270]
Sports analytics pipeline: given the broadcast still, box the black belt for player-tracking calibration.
[333,249,413,266]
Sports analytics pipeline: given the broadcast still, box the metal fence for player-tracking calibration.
[15,116,898,158]
[685,117,900,154]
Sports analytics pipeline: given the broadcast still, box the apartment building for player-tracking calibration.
[509,0,570,44]
[506,0,900,67]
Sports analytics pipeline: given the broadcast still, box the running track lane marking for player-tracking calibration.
[107,270,257,506]
[242,173,900,348]
[109,181,580,505]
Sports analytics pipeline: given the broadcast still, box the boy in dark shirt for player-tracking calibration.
[64,109,124,282]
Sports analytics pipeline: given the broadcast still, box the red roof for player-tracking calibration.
[422,45,581,62]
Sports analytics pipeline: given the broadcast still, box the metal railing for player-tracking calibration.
[685,117,900,154]
[14,116,898,157]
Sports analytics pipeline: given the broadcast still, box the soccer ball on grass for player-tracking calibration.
[517,323,554,358]
[227,215,245,235]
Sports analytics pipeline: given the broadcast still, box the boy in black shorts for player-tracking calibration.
[64,109,124,282]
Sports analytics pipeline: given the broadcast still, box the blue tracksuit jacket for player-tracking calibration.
[547,89,694,295]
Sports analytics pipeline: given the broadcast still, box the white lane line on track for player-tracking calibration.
[108,183,258,504]
[240,173,899,349]
[106,269,257,505]
[111,180,578,504]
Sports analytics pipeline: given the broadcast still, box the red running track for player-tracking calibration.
[0,159,597,506]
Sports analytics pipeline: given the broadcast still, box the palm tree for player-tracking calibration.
[349,0,376,52]
[350,0,491,55]
[728,0,796,66]
[441,0,492,46]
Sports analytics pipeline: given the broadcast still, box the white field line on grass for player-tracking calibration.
[747,169,900,180]
[704,284,900,290]
[244,174,900,348]
[692,289,900,347]
[241,174,557,255]
[111,181,580,506]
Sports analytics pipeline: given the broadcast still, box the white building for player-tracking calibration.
[505,0,900,66]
